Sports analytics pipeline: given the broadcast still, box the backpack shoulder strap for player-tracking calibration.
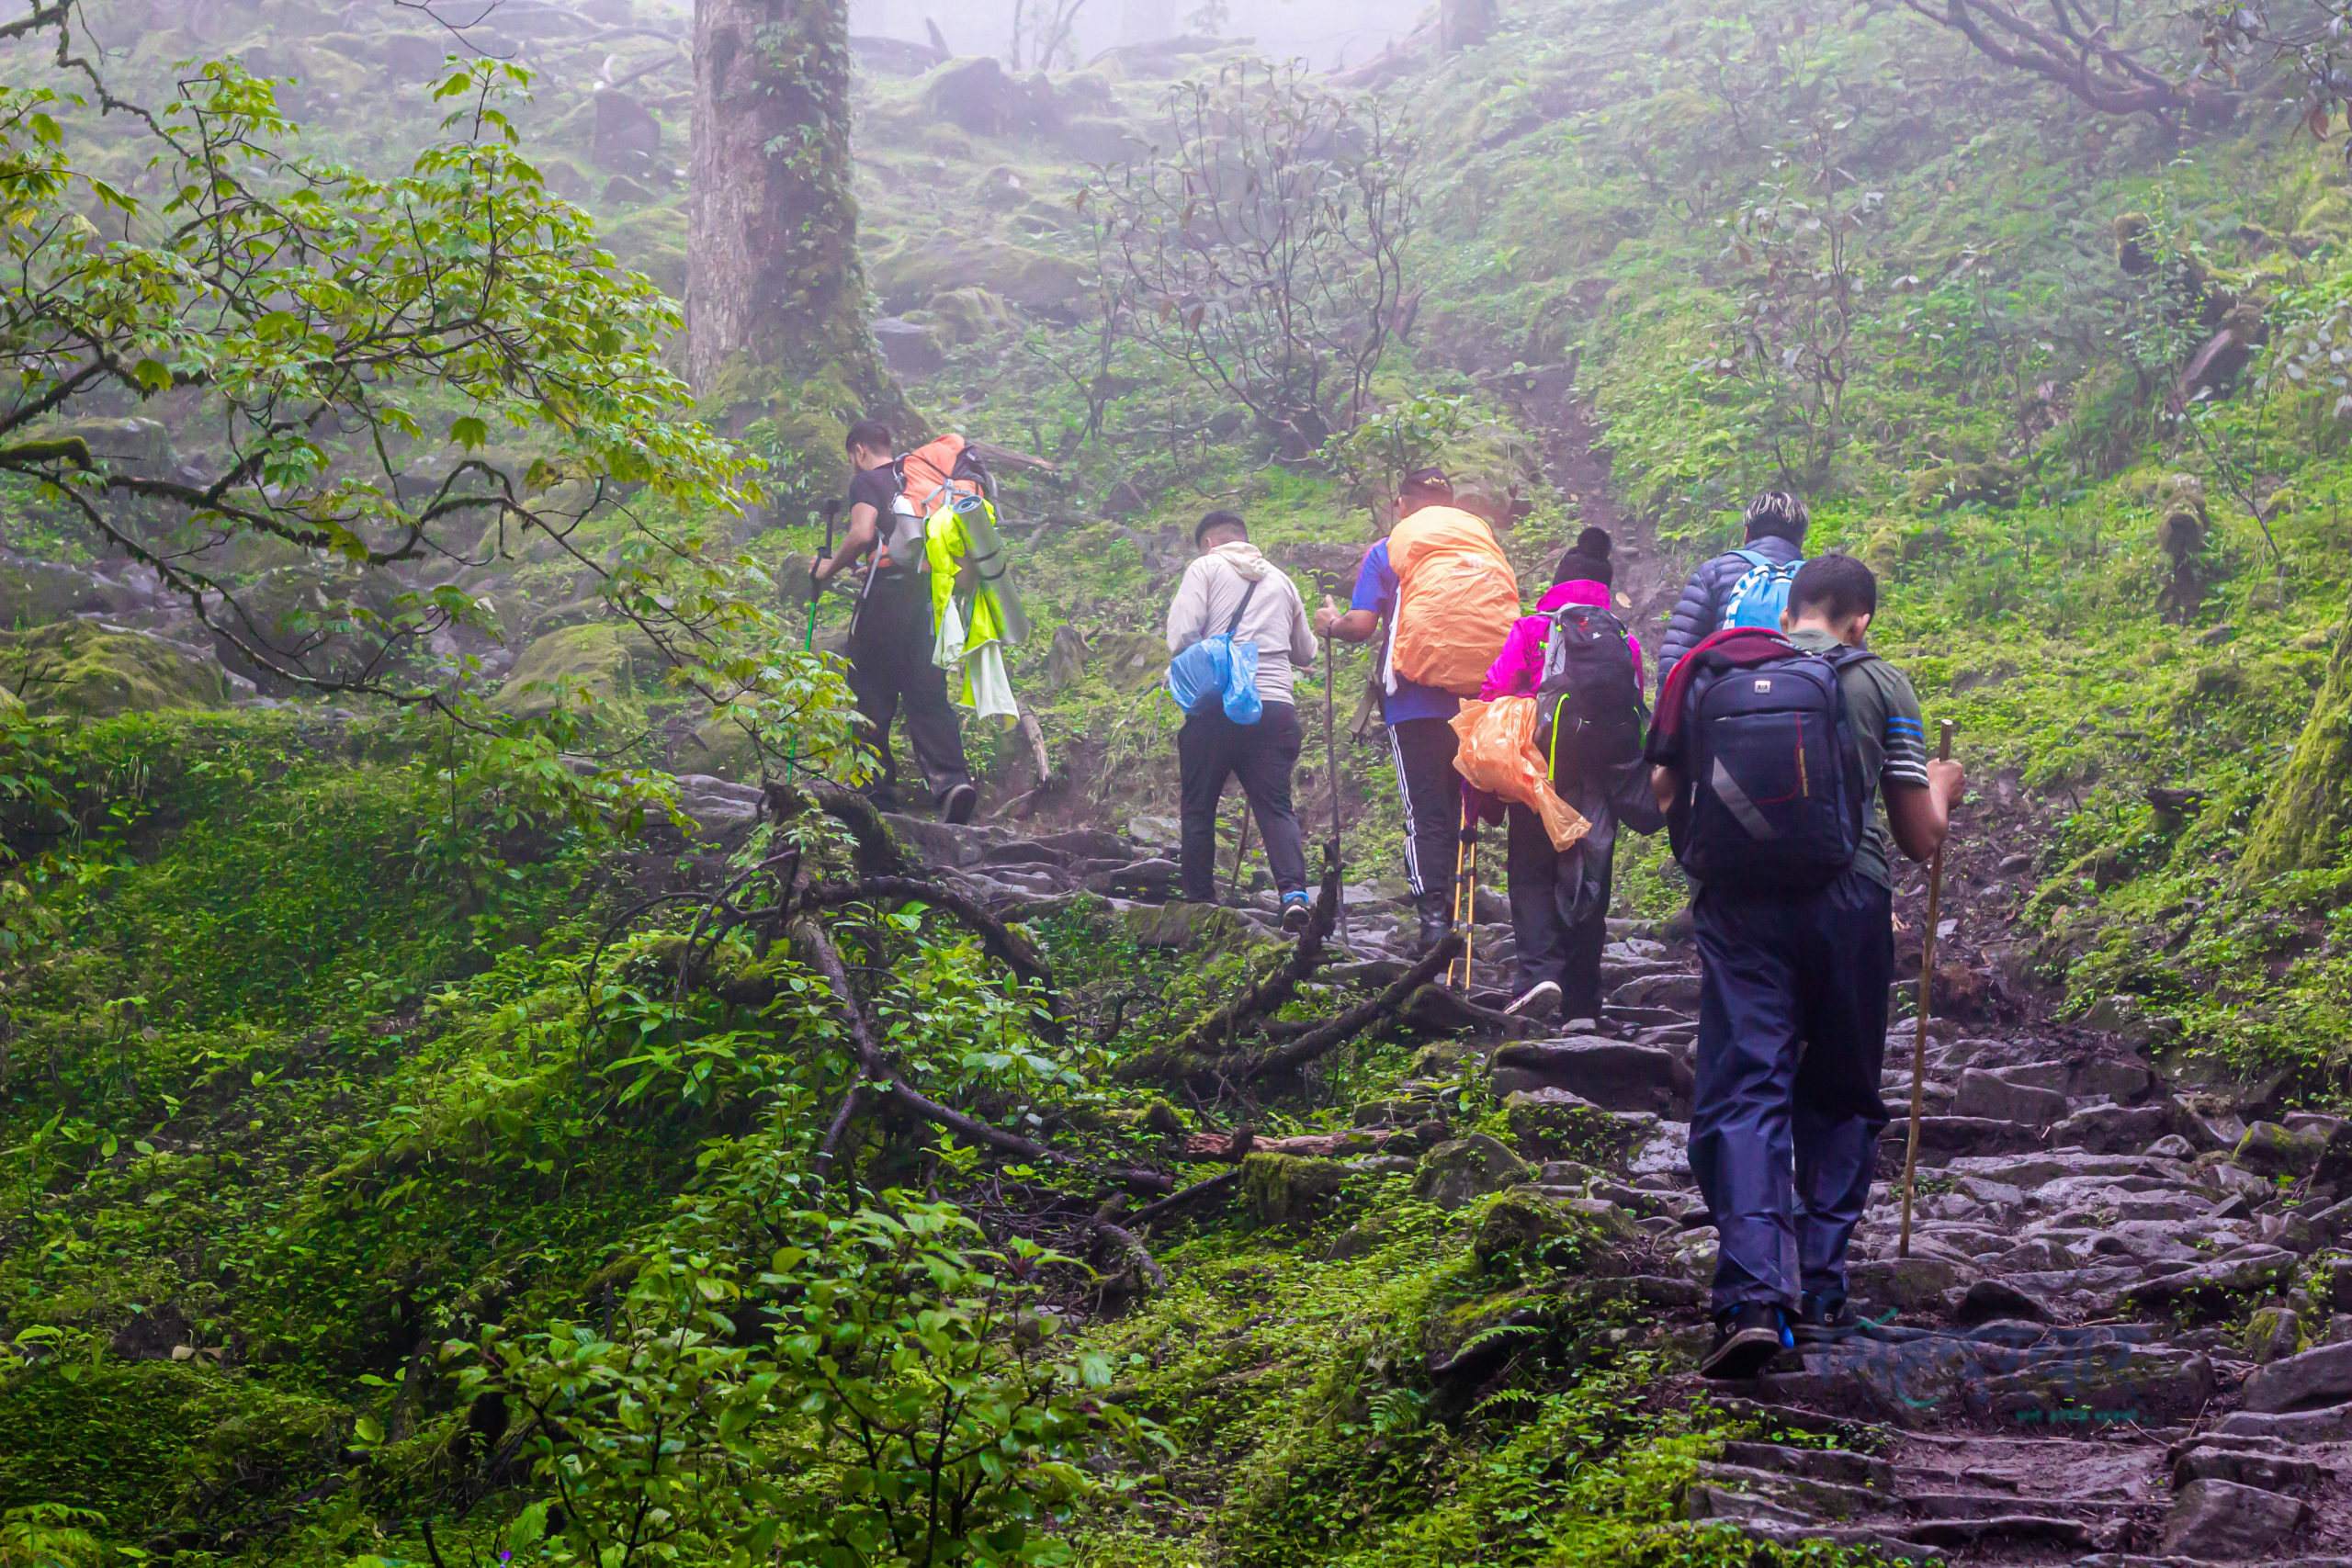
[1728,547,1771,570]
[1224,575,1261,637]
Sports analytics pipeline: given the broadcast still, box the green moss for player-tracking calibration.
[492,622,636,716]
[1242,1151,1350,1225]
[2245,603,2352,878]
[0,623,224,718]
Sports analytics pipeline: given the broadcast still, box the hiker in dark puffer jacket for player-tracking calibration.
[1655,491,1810,690]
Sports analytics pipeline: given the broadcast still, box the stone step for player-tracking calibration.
[1902,1513,2094,1550]
[1690,1461,1883,1520]
[1715,1440,1895,1490]
[1732,1519,1945,1562]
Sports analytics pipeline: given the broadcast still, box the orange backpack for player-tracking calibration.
[878,434,992,571]
[1385,505,1521,696]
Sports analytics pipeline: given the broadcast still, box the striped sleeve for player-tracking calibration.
[1880,695,1931,790]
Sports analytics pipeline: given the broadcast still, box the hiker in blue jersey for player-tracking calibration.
[1312,467,1466,956]
[1646,554,1962,1379]
[1655,491,1811,690]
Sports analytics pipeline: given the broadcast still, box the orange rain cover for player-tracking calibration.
[1386,505,1521,695]
[898,434,974,513]
[1452,696,1590,851]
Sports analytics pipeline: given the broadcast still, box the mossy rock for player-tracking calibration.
[1471,1186,1570,1263]
[32,414,175,478]
[1504,1089,1653,1167]
[925,286,1013,344]
[1411,1133,1529,1212]
[869,235,1086,317]
[0,623,225,717]
[2235,1121,2325,1177]
[604,205,687,297]
[1241,1150,1348,1225]
[492,622,636,717]
[1113,900,1274,954]
[1905,459,2022,512]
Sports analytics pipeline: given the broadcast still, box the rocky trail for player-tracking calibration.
[843,803,2352,1567]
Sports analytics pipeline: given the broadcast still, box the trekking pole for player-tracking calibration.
[1897,719,1959,1261]
[1325,630,1344,948]
[1465,830,1478,992]
[1448,820,1470,990]
[785,499,841,775]
[1226,806,1254,904]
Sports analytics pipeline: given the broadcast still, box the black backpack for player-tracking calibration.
[1535,603,1647,783]
[1667,640,1871,892]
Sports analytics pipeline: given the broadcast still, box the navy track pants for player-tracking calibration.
[1687,871,1894,1317]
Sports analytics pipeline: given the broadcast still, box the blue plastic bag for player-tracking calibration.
[1167,578,1263,724]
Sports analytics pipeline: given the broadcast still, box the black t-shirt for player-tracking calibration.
[848,463,898,520]
[847,463,904,578]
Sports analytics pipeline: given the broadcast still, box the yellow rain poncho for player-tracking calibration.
[925,496,1031,727]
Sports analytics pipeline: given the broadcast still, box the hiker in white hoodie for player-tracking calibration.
[1164,511,1319,931]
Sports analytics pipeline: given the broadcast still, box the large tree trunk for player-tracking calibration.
[685,0,905,426]
[2243,599,2352,881]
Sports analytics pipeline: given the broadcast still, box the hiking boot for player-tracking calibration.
[1792,1294,1861,1344]
[1412,891,1453,956]
[940,783,978,825]
[1504,980,1560,1019]
[1698,1303,1789,1381]
[1280,893,1312,935]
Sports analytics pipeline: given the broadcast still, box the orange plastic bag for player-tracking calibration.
[1451,696,1590,851]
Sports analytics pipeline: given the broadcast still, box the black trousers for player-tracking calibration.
[1386,716,1460,900]
[846,573,972,806]
[1179,700,1307,902]
[1506,803,1611,1020]
[1687,871,1894,1316]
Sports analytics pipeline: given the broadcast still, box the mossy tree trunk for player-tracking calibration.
[2244,601,2352,880]
[685,0,909,431]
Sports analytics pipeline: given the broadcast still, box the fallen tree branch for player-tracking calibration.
[1115,859,1341,1081]
[792,914,1169,1194]
[1124,1168,1241,1227]
[1090,1218,1166,1297]
[810,874,1057,995]
[1243,934,1463,1083]
[764,778,919,877]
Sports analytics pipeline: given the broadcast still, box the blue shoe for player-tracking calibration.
[1281,893,1312,935]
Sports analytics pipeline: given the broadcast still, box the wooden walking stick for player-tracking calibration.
[1226,806,1254,903]
[1897,718,1958,1260]
[1325,630,1345,947]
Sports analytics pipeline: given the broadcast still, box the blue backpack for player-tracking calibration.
[1668,639,1870,892]
[1719,547,1806,631]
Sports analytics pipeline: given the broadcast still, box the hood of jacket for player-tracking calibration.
[1207,540,1273,581]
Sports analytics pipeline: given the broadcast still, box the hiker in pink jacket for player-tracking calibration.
[1482,527,1645,1025]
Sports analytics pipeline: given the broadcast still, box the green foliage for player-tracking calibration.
[456,1186,1153,1568]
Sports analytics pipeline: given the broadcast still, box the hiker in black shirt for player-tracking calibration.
[812,419,978,824]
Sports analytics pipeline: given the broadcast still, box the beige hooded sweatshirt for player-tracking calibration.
[1163,540,1317,706]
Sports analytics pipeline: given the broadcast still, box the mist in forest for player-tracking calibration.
[848,0,1429,72]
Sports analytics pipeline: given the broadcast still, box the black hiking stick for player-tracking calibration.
[1450,807,1477,992]
[1897,719,1959,1261]
[786,499,842,774]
